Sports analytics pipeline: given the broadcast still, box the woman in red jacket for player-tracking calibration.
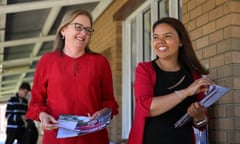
[26,9,118,144]
[128,17,213,144]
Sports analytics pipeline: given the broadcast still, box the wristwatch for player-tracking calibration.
[194,116,207,127]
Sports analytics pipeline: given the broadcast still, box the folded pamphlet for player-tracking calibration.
[174,85,230,128]
[54,109,112,138]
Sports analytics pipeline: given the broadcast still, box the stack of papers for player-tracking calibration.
[54,109,112,138]
[174,85,230,128]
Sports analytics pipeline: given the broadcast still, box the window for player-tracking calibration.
[143,8,151,61]
[130,18,137,120]
[158,0,169,17]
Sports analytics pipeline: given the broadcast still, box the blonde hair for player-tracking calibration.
[53,9,95,54]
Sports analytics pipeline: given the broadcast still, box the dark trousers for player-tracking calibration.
[5,127,25,144]
[22,120,38,144]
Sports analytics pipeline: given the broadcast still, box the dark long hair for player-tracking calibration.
[153,17,208,75]
[54,9,95,54]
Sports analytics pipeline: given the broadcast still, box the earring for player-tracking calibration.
[61,35,65,39]
[179,43,183,47]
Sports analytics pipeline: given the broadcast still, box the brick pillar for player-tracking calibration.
[182,0,240,143]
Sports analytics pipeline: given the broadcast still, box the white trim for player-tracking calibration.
[151,0,158,60]
[137,13,144,62]
[121,22,132,139]
[169,0,179,19]
[0,0,101,14]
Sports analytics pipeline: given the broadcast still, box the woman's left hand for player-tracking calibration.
[39,112,58,131]
[187,102,206,122]
[89,108,110,120]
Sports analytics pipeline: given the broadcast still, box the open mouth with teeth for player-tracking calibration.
[158,47,167,51]
[76,36,85,41]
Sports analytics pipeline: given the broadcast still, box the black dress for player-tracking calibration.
[143,61,197,144]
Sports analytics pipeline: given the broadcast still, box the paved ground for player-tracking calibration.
[0,134,116,144]
[0,134,6,144]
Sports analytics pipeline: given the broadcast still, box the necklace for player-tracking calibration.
[167,75,185,90]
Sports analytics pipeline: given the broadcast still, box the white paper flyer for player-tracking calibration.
[174,85,230,128]
[54,109,112,138]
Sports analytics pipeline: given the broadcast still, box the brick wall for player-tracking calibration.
[182,0,240,143]
[90,0,127,142]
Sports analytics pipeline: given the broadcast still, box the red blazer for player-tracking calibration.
[128,62,207,144]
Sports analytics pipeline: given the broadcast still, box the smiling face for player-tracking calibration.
[152,23,181,61]
[61,15,92,51]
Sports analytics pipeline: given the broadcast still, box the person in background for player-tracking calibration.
[26,9,118,144]
[5,82,31,144]
[128,17,214,144]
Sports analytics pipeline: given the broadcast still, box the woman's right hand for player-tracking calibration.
[185,77,213,97]
[39,112,58,130]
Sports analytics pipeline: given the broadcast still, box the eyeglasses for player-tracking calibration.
[69,23,94,35]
